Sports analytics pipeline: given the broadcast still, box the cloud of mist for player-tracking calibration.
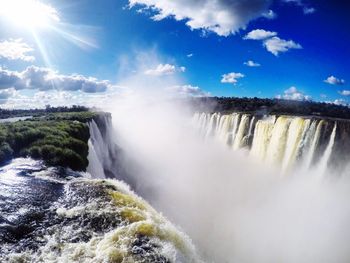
[103,52,350,262]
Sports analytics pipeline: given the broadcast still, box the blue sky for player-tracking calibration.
[0,0,349,108]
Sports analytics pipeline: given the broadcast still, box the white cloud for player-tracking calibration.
[262,9,277,19]
[187,53,193,58]
[244,60,261,67]
[144,63,185,76]
[276,86,311,101]
[244,29,302,56]
[282,0,316,15]
[339,90,350,96]
[33,90,74,104]
[333,99,347,106]
[129,0,273,36]
[303,7,315,14]
[325,99,348,106]
[263,36,302,56]
[168,85,210,97]
[324,76,345,85]
[221,72,245,85]
[244,29,277,40]
[1,88,122,109]
[0,66,112,93]
[0,39,35,62]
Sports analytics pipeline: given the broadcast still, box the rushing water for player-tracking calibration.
[2,111,350,263]
[0,157,199,262]
[193,112,343,174]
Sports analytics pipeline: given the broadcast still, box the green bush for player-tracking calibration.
[0,111,105,171]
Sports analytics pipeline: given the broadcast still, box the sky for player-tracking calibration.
[0,0,349,108]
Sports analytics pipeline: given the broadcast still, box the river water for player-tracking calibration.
[0,158,199,263]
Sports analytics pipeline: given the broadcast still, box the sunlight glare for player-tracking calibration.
[0,0,59,30]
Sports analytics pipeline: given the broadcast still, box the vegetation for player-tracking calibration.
[0,105,90,119]
[33,111,98,122]
[0,111,102,171]
[190,97,350,120]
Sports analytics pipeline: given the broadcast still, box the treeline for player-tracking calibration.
[0,105,90,119]
[190,97,350,119]
[0,112,100,171]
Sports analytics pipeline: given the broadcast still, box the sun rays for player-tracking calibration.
[0,0,59,30]
[0,0,99,69]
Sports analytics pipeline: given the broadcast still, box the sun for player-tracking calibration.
[0,0,59,30]
[0,0,97,67]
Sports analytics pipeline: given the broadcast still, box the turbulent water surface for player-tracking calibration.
[0,158,198,262]
[2,110,350,263]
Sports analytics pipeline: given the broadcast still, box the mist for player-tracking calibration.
[102,54,350,262]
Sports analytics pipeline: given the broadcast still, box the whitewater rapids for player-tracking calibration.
[0,158,200,263]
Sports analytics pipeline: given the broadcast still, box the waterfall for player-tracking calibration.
[87,139,105,178]
[250,117,275,161]
[195,112,341,173]
[91,112,342,177]
[233,114,249,150]
[301,120,324,170]
[229,113,241,146]
[205,113,219,138]
[216,114,234,144]
[247,116,256,137]
[281,118,310,172]
[87,119,107,178]
[265,116,291,165]
[316,123,337,175]
[87,115,119,179]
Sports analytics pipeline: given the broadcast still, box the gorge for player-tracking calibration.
[1,105,350,263]
[101,99,350,263]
